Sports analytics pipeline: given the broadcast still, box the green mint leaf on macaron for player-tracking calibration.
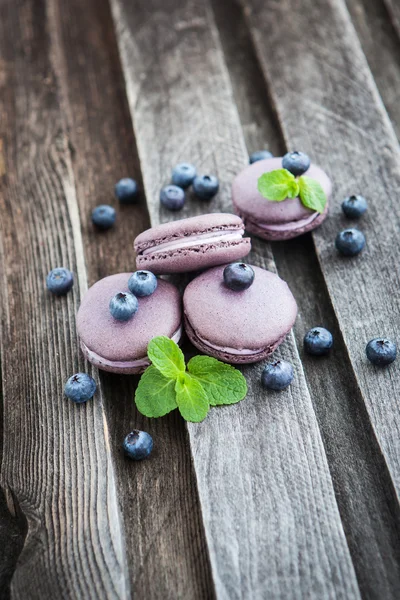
[134,336,248,423]
[147,335,185,379]
[135,366,177,417]
[298,176,327,214]
[257,169,299,201]
[175,373,209,422]
[187,355,247,406]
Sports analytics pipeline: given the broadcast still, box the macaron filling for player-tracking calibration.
[139,228,245,256]
[81,325,182,370]
[243,211,319,233]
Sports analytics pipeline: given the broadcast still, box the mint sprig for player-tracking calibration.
[257,168,327,213]
[135,336,248,422]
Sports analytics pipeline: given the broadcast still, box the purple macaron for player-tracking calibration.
[232,157,332,241]
[77,273,182,374]
[134,213,251,275]
[183,265,297,364]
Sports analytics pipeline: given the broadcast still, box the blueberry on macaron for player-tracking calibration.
[46,267,74,295]
[193,175,219,200]
[224,263,255,291]
[342,195,367,219]
[249,150,273,164]
[335,228,365,256]
[261,360,294,390]
[65,373,96,403]
[160,185,185,211]
[304,327,333,356]
[282,151,311,176]
[128,270,157,297]
[123,430,153,460]
[366,338,397,366]
[172,163,196,189]
[92,205,116,230]
[115,178,138,204]
[109,291,138,321]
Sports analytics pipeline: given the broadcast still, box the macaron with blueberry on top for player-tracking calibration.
[134,213,251,275]
[232,151,332,241]
[183,263,297,364]
[77,272,181,374]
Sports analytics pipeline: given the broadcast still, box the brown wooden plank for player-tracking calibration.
[211,2,400,597]
[345,0,400,141]
[45,0,214,597]
[111,0,362,597]
[242,0,400,549]
[0,0,129,596]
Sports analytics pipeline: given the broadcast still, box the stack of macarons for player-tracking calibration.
[76,212,298,373]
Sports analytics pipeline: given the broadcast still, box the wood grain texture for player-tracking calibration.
[384,0,400,40]
[0,0,129,597]
[243,0,400,536]
[46,0,214,597]
[212,2,400,597]
[345,0,400,141]
[111,0,361,597]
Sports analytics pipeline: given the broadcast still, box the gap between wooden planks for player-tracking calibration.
[110,0,362,598]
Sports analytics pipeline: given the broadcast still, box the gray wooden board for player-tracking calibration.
[0,0,129,597]
[211,1,400,597]
[384,0,400,41]
[345,0,400,141]
[111,0,361,597]
[45,0,214,597]
[243,0,400,520]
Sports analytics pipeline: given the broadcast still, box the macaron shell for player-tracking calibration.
[183,265,297,362]
[79,341,148,375]
[77,273,181,363]
[232,156,332,229]
[136,237,251,275]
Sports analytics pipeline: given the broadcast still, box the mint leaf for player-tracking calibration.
[147,336,185,379]
[135,365,177,417]
[175,373,209,422]
[187,355,247,406]
[257,169,299,201]
[298,176,327,213]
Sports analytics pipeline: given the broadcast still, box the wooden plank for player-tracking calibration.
[242,0,400,539]
[45,0,214,597]
[211,2,400,597]
[111,0,361,597]
[384,0,400,39]
[345,0,400,141]
[0,0,129,596]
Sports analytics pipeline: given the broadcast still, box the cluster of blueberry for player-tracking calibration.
[160,163,219,211]
[336,195,367,256]
[109,271,157,322]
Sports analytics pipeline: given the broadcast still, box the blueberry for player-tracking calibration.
[335,228,365,256]
[193,175,219,200]
[261,360,294,391]
[304,327,333,356]
[65,373,96,403]
[109,292,138,321]
[160,185,185,211]
[282,151,311,176]
[92,205,116,230]
[366,338,397,366]
[249,150,274,164]
[115,178,138,204]
[223,263,255,291]
[123,430,153,461]
[128,270,157,297]
[342,195,368,219]
[46,267,74,295]
[171,163,196,188]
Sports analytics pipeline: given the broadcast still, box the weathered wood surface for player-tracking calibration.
[46,0,214,597]
[212,1,400,598]
[384,0,400,40]
[0,0,129,597]
[111,0,362,597]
